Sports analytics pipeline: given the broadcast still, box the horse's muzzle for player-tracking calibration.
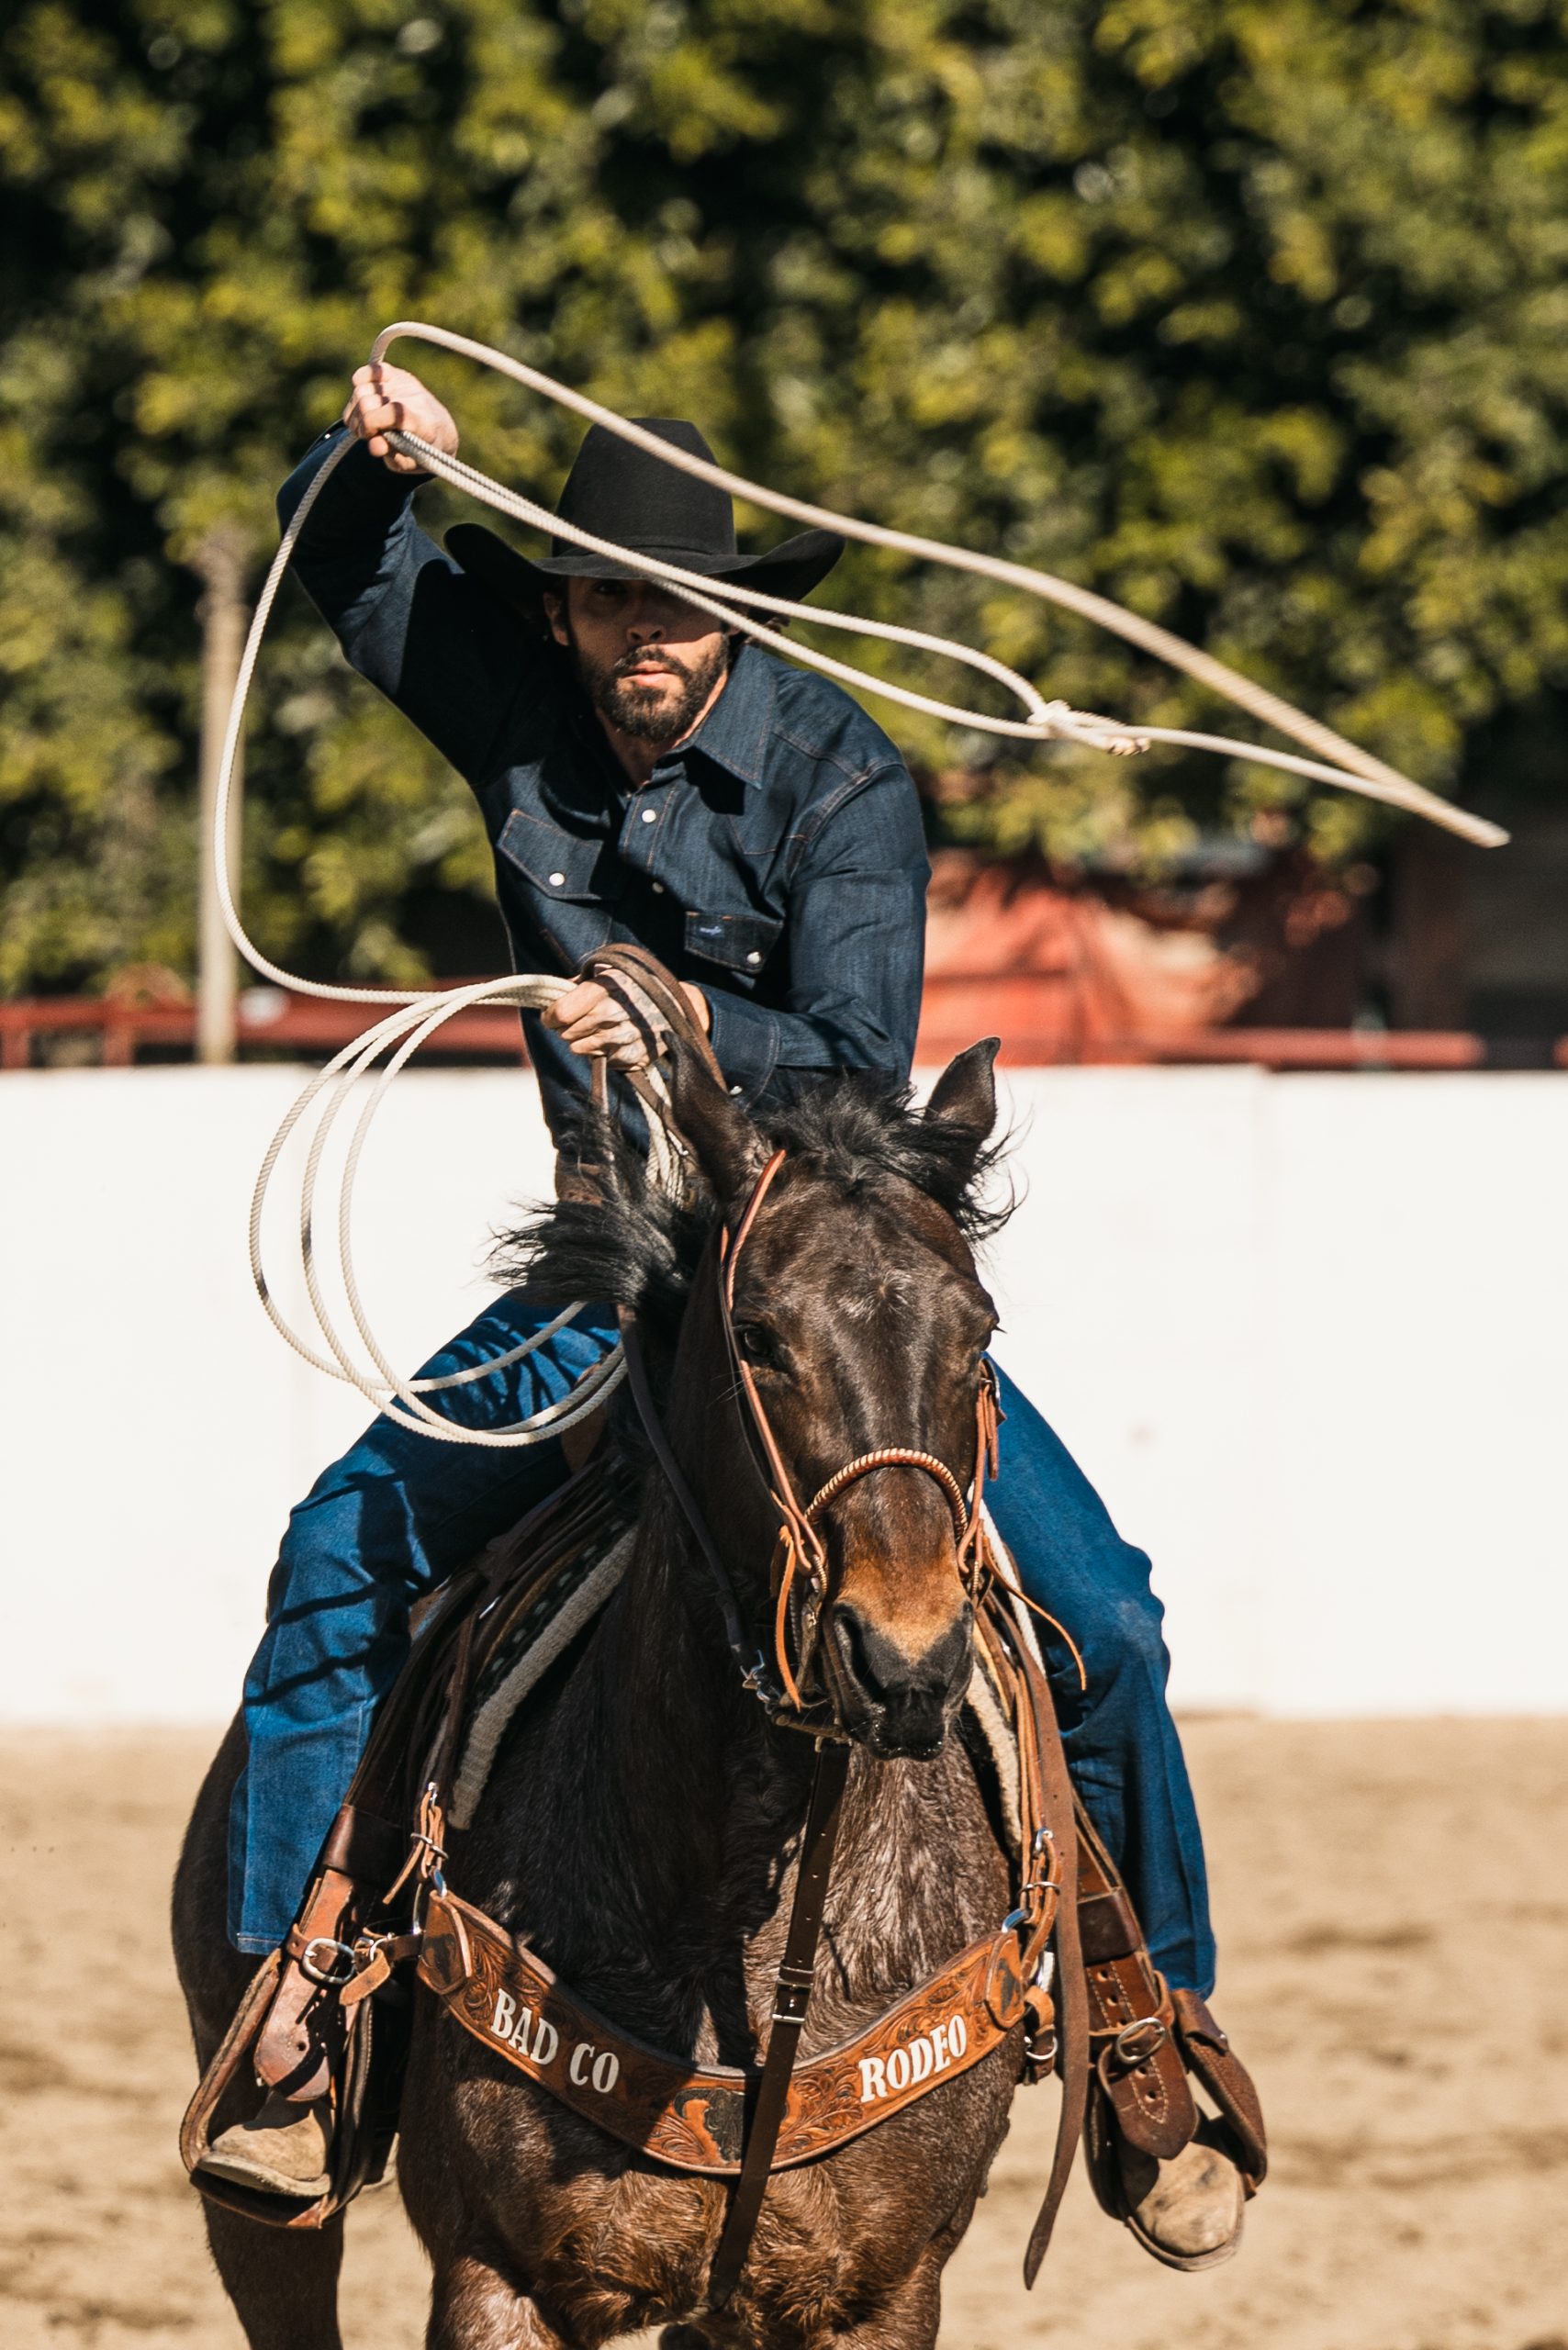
[828,1601,974,1760]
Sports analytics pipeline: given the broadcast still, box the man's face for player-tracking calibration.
[547,578,732,744]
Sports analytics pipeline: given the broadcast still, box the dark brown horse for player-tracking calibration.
[174,1040,1032,2348]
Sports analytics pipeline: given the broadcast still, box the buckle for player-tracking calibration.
[298,1934,357,1987]
[1112,2013,1170,2067]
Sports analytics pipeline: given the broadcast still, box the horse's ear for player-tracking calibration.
[923,1038,1000,1159]
[666,1041,770,1209]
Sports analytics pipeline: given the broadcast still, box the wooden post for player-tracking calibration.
[194,529,248,1064]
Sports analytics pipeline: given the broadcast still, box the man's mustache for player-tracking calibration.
[613,650,687,681]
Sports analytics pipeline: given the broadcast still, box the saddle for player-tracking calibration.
[182,1442,1266,2273]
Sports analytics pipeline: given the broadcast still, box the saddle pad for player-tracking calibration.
[451,1516,637,1830]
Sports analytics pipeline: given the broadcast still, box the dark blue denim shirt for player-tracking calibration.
[277,429,929,1144]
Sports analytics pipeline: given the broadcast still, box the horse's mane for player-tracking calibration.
[493,1073,1012,1347]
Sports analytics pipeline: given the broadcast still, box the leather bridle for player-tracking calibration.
[584,945,1002,1739]
[715,1143,1002,1725]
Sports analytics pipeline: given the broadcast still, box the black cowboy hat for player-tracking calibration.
[445,418,844,619]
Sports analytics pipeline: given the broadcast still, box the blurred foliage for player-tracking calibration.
[2,0,1565,991]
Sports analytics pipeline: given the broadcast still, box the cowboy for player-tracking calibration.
[200,363,1249,2265]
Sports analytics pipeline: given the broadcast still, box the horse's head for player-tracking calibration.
[669,1043,1006,1761]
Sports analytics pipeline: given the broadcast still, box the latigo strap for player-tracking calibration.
[1076,1803,1198,2160]
[417,1886,1032,2175]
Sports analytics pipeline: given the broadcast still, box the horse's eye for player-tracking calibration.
[734,1323,780,1371]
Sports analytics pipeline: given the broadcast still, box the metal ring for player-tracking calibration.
[299,1934,357,1987]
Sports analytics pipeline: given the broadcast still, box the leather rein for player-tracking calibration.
[580,950,1054,2310]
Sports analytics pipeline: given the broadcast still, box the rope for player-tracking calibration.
[222,321,1506,1447]
[368,320,1508,847]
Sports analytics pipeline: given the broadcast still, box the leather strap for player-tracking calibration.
[418,1878,1031,2174]
[586,942,728,1097]
[707,1739,850,2308]
[617,1304,778,1704]
[1074,1806,1197,2163]
[1012,1621,1091,2288]
[315,1803,406,1886]
[1170,1987,1268,2191]
[255,1868,358,2097]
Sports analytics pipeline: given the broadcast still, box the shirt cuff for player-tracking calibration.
[280,425,419,540]
[700,988,780,1106]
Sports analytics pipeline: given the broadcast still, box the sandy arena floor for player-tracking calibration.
[1,1720,1564,2349]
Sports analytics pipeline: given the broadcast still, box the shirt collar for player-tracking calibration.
[685,643,774,789]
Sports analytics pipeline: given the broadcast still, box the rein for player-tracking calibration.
[589,974,1047,2307]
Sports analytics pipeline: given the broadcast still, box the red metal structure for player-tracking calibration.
[0,988,1494,1073]
[0,854,1530,1074]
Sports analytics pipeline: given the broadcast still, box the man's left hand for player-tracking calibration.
[542,979,711,1069]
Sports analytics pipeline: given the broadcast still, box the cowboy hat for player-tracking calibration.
[445,417,844,618]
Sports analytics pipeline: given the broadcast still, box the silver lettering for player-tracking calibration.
[492,1989,517,2041]
[950,2013,968,2059]
[930,2021,950,2068]
[858,2054,887,2103]
[592,2049,621,2093]
[568,2042,593,2086]
[886,2045,911,2093]
[910,2034,934,2084]
[532,2018,560,2065]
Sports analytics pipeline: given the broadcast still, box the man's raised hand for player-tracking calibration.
[342,364,459,475]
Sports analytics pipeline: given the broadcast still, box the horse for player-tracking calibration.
[173,1035,1036,2349]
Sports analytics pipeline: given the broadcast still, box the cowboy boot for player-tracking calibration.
[194,1869,357,2197]
[197,2091,334,2198]
[1116,2118,1247,2269]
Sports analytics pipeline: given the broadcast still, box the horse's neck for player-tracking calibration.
[585,1494,823,1934]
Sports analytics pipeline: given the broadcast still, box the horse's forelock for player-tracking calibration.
[491,1073,1013,1330]
[762,1075,1014,1248]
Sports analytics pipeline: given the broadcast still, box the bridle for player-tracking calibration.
[585,944,1002,1736]
[714,1145,1002,1725]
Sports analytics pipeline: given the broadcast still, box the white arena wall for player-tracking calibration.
[2,1063,1563,1723]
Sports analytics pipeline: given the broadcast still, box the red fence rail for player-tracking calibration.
[0,987,1548,1073]
[0,990,528,1070]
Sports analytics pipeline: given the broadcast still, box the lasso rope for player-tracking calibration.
[224,321,1505,1445]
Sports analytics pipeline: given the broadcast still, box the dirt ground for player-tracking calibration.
[2,1720,1565,2350]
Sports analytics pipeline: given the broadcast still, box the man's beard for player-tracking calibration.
[570,626,733,744]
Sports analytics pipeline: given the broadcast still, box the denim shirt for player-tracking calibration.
[277,429,930,1144]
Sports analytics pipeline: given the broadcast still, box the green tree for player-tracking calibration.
[2,0,1564,996]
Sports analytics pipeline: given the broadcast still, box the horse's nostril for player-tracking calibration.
[832,1603,973,1756]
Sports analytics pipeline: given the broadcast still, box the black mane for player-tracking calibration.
[492,1071,1012,1345]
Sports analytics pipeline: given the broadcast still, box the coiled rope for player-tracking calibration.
[224,320,1505,1445]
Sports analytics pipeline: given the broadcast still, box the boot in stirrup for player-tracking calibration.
[1116,2119,1246,2269]
[197,2090,335,2198]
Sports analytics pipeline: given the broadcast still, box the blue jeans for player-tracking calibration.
[230,1299,1215,1996]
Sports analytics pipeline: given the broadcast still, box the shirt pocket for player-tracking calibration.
[497,810,613,962]
[684,907,783,984]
